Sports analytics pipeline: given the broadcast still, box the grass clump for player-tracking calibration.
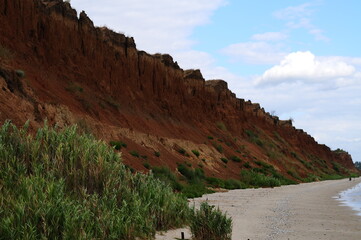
[152,166,183,191]
[143,162,151,169]
[243,162,251,168]
[221,157,228,164]
[245,129,264,147]
[215,144,223,153]
[230,156,242,163]
[192,149,200,157]
[109,140,127,150]
[0,121,189,239]
[240,169,281,188]
[129,150,140,158]
[177,148,187,155]
[15,69,25,78]
[216,122,227,131]
[177,164,212,198]
[190,202,232,240]
[65,82,83,93]
[154,151,161,157]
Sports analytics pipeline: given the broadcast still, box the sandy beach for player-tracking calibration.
[156,178,361,240]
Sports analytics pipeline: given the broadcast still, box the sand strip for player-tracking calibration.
[156,178,361,240]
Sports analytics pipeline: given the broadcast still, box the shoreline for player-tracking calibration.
[156,178,361,240]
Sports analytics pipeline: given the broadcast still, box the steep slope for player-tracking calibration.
[0,0,357,182]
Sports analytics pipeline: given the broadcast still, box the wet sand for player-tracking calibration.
[156,178,361,240]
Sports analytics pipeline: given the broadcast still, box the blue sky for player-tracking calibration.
[70,0,361,162]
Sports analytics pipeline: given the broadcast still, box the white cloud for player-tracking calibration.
[221,41,287,65]
[70,0,227,53]
[255,51,357,86]
[273,3,314,20]
[274,2,329,42]
[231,51,361,161]
[251,32,288,41]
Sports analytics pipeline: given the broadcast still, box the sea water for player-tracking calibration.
[336,181,361,216]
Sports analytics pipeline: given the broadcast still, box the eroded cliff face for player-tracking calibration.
[0,0,357,180]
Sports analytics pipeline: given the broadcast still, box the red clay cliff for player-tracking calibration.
[0,0,357,180]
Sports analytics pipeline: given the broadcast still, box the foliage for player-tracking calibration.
[177,148,187,155]
[207,136,214,140]
[154,151,161,157]
[220,157,228,164]
[129,150,140,158]
[143,162,151,169]
[192,149,200,157]
[190,202,232,240]
[333,148,347,154]
[230,156,242,163]
[181,183,214,199]
[320,174,344,180]
[65,82,83,93]
[205,177,246,190]
[215,144,223,153]
[109,140,127,150]
[15,69,25,78]
[151,166,183,192]
[177,164,212,198]
[243,162,251,168]
[240,169,281,188]
[0,121,189,239]
[216,122,227,131]
[245,129,264,147]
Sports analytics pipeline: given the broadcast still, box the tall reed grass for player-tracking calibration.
[190,202,232,240]
[0,121,189,239]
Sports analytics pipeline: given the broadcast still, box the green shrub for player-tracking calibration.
[143,162,151,169]
[230,156,242,163]
[303,174,319,182]
[192,149,200,157]
[206,177,225,188]
[178,164,195,181]
[207,136,214,140]
[245,129,264,147]
[190,202,232,240]
[221,157,228,164]
[130,150,140,158]
[216,122,227,131]
[177,148,187,155]
[65,82,83,93]
[320,174,344,180]
[287,170,301,180]
[15,69,25,78]
[152,166,183,192]
[154,151,160,157]
[216,144,223,153]
[0,121,189,239]
[177,164,205,183]
[109,140,127,150]
[181,183,213,198]
[224,179,246,190]
[243,162,251,168]
[240,169,281,188]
